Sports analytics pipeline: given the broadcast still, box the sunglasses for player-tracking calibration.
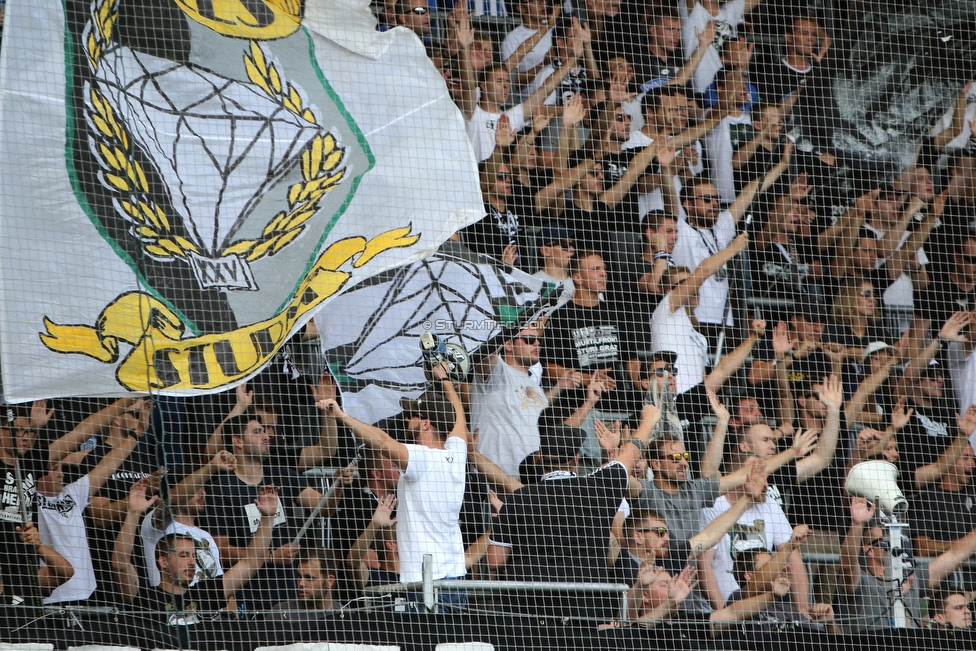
[960,254,976,264]
[518,335,540,345]
[867,538,888,549]
[650,366,677,377]
[496,172,512,181]
[406,5,429,14]
[641,527,669,537]
[696,195,720,203]
[860,289,874,298]
[547,239,574,250]
[660,452,691,462]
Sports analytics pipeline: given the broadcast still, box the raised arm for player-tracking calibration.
[599,142,660,209]
[745,525,808,598]
[617,404,662,477]
[205,383,253,459]
[912,406,976,490]
[670,233,749,310]
[19,521,74,597]
[704,319,764,392]
[453,7,479,120]
[467,428,524,494]
[932,81,973,150]
[671,22,717,88]
[796,375,842,482]
[691,465,767,558]
[170,450,237,507]
[347,494,398,591]
[504,4,561,78]
[700,388,730,480]
[320,399,409,471]
[50,397,134,464]
[221,485,279,598]
[86,408,146,498]
[928,525,976,591]
[839,497,874,594]
[113,478,158,603]
[300,373,341,471]
[522,44,579,121]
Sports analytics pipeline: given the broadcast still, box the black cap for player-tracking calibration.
[537,221,572,248]
[540,425,585,466]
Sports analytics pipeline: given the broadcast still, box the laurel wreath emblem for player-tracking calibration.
[82,0,347,264]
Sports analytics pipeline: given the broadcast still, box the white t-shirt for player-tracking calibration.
[672,211,736,325]
[651,293,709,394]
[705,111,753,203]
[623,131,697,222]
[397,437,468,582]
[864,224,928,310]
[682,0,745,93]
[466,103,527,162]
[472,357,549,477]
[140,510,223,587]
[701,494,794,601]
[501,25,553,73]
[37,476,95,604]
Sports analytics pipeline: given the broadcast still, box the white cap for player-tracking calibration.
[861,341,892,363]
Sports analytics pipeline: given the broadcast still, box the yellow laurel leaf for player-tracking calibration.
[133,160,148,192]
[98,0,112,26]
[288,86,301,109]
[121,201,140,219]
[302,109,316,124]
[223,239,257,256]
[146,245,172,258]
[246,238,277,262]
[283,96,299,115]
[269,66,282,95]
[98,143,118,169]
[288,183,302,206]
[136,226,158,238]
[244,57,273,98]
[140,202,159,228]
[284,209,315,231]
[92,115,113,139]
[154,205,170,231]
[158,239,186,257]
[105,173,130,192]
[322,148,344,172]
[323,133,337,152]
[87,33,99,57]
[250,41,268,75]
[299,170,344,201]
[124,160,139,186]
[265,210,291,235]
[311,135,325,174]
[271,229,302,252]
[174,236,199,253]
[301,149,312,181]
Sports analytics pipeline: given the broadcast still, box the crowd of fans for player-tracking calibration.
[4,0,976,644]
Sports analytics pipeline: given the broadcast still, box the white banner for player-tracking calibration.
[0,0,482,400]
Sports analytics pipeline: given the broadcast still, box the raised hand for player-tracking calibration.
[772,566,792,597]
[941,311,972,342]
[818,374,843,411]
[372,493,397,528]
[255,484,280,517]
[594,419,621,456]
[744,460,768,502]
[29,399,55,431]
[569,17,584,59]
[821,342,847,365]
[667,565,697,604]
[790,524,810,549]
[772,321,793,358]
[958,405,976,437]
[809,603,835,622]
[453,6,475,49]
[811,33,831,64]
[562,93,585,128]
[494,114,515,148]
[890,396,913,432]
[850,496,875,525]
[790,171,812,202]
[706,387,730,421]
[128,476,159,515]
[271,542,301,566]
[751,319,767,338]
[792,428,818,458]
[532,111,553,135]
[210,450,238,473]
[501,243,519,266]
[727,232,749,256]
[310,372,338,405]
[655,138,677,168]
[317,398,345,420]
[17,521,41,548]
[231,382,254,416]
[696,21,717,49]
[558,369,583,390]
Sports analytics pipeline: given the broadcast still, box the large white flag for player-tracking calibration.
[0,0,482,400]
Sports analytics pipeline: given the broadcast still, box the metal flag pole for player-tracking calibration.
[292,448,363,546]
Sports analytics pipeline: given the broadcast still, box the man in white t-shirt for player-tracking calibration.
[501,0,558,95]
[36,406,149,604]
[672,173,767,346]
[320,364,468,607]
[461,14,582,161]
[472,322,585,477]
[681,0,758,94]
[704,69,754,204]
[699,456,810,616]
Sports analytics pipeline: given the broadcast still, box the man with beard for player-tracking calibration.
[268,548,339,619]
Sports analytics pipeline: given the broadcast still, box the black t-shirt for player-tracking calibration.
[560,199,620,259]
[204,466,308,611]
[674,383,713,478]
[1,447,46,616]
[918,265,976,331]
[134,580,226,646]
[897,397,958,490]
[610,254,662,350]
[596,148,647,234]
[460,205,522,264]
[542,299,636,414]
[492,462,628,619]
[633,50,686,93]
[750,239,818,309]
[915,485,976,543]
[754,54,812,105]
[734,141,790,197]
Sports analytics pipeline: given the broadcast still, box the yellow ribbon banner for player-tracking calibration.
[39,226,419,392]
